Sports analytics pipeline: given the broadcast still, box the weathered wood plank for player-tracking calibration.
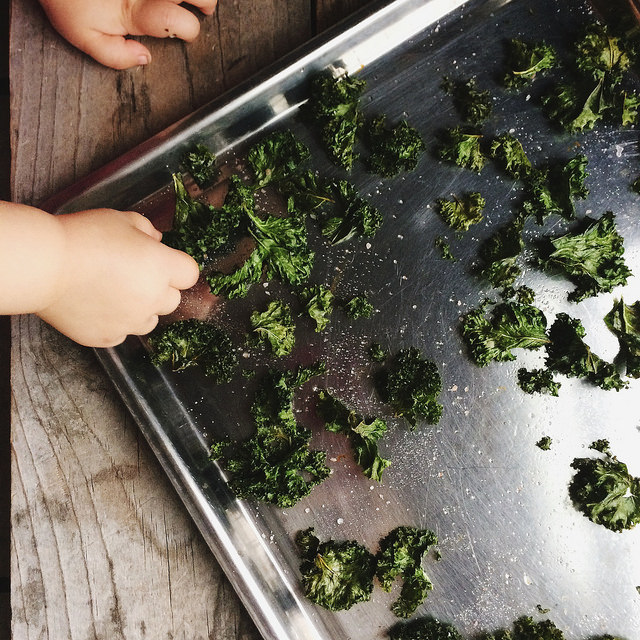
[9,0,376,637]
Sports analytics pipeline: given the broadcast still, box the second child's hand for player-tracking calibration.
[38,0,218,69]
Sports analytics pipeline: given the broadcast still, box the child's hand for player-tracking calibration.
[0,202,199,347]
[38,209,200,347]
[38,0,218,69]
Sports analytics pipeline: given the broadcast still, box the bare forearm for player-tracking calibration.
[0,201,67,315]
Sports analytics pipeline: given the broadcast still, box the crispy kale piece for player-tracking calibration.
[364,115,425,177]
[299,284,335,332]
[536,436,553,450]
[148,318,238,383]
[250,300,296,357]
[435,236,456,261]
[306,72,366,170]
[369,342,389,362]
[479,217,525,288]
[537,211,631,302]
[321,180,383,245]
[345,294,374,319]
[164,173,246,266]
[247,130,311,188]
[389,617,463,640]
[211,363,329,506]
[520,155,589,224]
[441,76,493,125]
[181,143,218,188]
[461,300,549,367]
[542,23,635,132]
[508,616,566,640]
[570,449,640,532]
[278,169,335,218]
[375,347,443,428]
[545,313,626,390]
[604,298,640,378]
[490,133,532,180]
[502,39,559,90]
[317,391,390,481]
[437,127,486,172]
[207,197,314,298]
[517,368,561,396]
[436,192,485,231]
[296,527,376,611]
[376,526,438,618]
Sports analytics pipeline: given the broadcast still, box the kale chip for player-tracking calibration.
[375,347,443,428]
[296,527,377,611]
[376,526,438,618]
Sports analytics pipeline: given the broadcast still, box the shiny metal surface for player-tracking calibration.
[45,0,640,638]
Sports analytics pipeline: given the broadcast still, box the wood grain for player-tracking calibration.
[9,0,374,637]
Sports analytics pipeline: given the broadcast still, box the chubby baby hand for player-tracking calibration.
[39,0,218,69]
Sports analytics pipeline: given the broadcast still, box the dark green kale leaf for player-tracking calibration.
[389,616,463,640]
[545,313,626,390]
[376,526,438,618]
[278,169,335,219]
[296,527,377,611]
[520,155,589,224]
[478,217,525,288]
[441,76,493,125]
[490,133,532,180]
[164,173,245,266]
[369,342,389,362]
[211,363,329,507]
[181,143,218,188]
[537,211,631,302]
[570,449,640,532]
[345,294,374,319]
[375,347,443,428]
[517,368,561,396]
[207,201,314,298]
[590,438,611,454]
[575,23,633,84]
[542,23,634,132]
[502,39,559,90]
[148,318,238,383]
[461,300,549,367]
[317,391,390,481]
[299,284,335,332]
[250,300,296,357]
[502,285,535,305]
[436,192,485,231]
[542,80,605,133]
[435,236,456,261]
[437,127,487,172]
[306,72,366,170]
[365,115,426,177]
[604,297,640,378]
[512,616,565,640]
[247,130,311,188]
[321,180,383,245]
[620,90,640,126]
[536,436,553,450]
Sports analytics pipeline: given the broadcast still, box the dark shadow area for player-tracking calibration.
[1,1,11,637]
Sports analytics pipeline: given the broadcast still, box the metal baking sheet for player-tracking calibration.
[43,0,640,638]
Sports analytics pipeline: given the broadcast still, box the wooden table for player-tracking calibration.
[9,1,374,637]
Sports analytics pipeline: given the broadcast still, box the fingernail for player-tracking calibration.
[138,54,150,66]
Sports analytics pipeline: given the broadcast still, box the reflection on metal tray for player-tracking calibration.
[43,0,640,638]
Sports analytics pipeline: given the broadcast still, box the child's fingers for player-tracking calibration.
[82,34,152,70]
[133,0,202,42]
[162,247,201,291]
[126,211,163,241]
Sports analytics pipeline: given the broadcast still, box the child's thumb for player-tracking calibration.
[83,34,152,70]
